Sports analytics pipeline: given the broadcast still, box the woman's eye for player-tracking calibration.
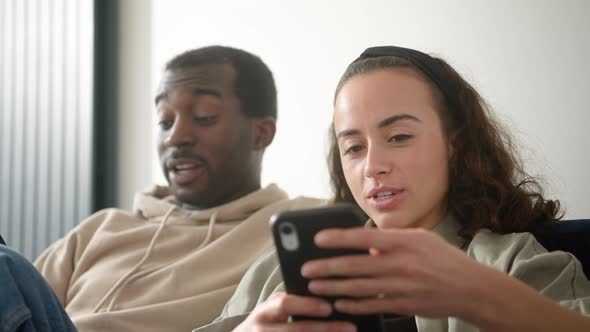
[194,115,217,125]
[388,134,413,143]
[343,145,365,155]
[158,120,173,130]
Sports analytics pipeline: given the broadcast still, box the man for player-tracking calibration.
[35,46,324,332]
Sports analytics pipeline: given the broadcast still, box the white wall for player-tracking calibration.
[144,0,590,218]
[116,0,153,210]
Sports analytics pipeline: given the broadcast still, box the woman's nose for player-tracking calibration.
[363,144,391,178]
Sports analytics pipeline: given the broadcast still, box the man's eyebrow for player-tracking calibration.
[191,87,222,99]
[154,88,222,107]
[378,113,421,128]
[337,114,421,139]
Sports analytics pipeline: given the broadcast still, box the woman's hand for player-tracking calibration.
[233,292,357,332]
[302,227,590,332]
[301,227,485,319]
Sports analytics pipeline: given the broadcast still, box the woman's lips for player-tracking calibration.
[368,190,406,210]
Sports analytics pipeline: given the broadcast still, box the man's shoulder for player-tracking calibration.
[34,207,147,267]
[287,196,329,208]
[249,196,328,225]
[70,207,146,235]
[264,196,328,211]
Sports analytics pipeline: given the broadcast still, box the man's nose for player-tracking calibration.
[165,118,196,147]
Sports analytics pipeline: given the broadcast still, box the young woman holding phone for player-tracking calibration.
[197,46,590,332]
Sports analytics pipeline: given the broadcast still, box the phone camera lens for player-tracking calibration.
[280,223,293,235]
[278,222,299,251]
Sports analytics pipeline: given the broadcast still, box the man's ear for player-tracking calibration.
[252,117,276,150]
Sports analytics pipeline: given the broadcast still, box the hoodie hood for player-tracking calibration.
[133,184,289,224]
[91,183,291,318]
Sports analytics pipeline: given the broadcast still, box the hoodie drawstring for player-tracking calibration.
[93,207,220,313]
[196,211,217,250]
[93,206,177,313]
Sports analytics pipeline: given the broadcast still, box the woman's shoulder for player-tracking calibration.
[466,229,590,303]
[465,229,571,274]
[466,229,544,268]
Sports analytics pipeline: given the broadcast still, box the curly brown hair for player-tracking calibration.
[329,55,562,240]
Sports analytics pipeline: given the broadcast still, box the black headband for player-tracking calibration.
[353,46,455,109]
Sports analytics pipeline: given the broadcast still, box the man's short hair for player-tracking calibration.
[165,45,277,119]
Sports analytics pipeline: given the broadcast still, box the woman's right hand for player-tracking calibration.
[233,292,357,332]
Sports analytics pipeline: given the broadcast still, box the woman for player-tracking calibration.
[197,46,590,332]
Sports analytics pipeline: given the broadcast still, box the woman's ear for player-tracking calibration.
[447,131,458,159]
[252,117,276,150]
[448,142,454,159]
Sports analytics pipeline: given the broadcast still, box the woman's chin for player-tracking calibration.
[373,212,415,229]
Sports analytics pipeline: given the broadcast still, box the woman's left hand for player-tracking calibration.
[301,227,485,319]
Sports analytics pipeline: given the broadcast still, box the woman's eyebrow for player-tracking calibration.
[337,128,360,139]
[378,114,421,128]
[154,92,167,106]
[337,113,421,139]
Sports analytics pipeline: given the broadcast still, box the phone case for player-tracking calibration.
[270,204,384,332]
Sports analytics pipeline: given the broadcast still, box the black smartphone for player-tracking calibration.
[270,203,384,332]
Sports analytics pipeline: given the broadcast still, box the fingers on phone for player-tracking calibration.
[250,293,357,332]
[271,321,357,332]
[256,293,333,323]
[271,293,333,317]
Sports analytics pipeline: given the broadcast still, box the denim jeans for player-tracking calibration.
[0,245,77,332]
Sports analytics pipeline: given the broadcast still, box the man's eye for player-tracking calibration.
[158,120,173,130]
[343,145,365,155]
[388,134,413,143]
[194,116,217,125]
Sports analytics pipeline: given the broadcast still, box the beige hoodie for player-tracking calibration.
[35,184,325,332]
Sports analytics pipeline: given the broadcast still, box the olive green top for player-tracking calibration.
[194,216,590,332]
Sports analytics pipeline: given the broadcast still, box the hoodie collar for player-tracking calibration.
[133,184,288,224]
[431,214,466,249]
[365,214,466,248]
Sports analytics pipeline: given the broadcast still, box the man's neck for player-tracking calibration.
[181,182,262,211]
